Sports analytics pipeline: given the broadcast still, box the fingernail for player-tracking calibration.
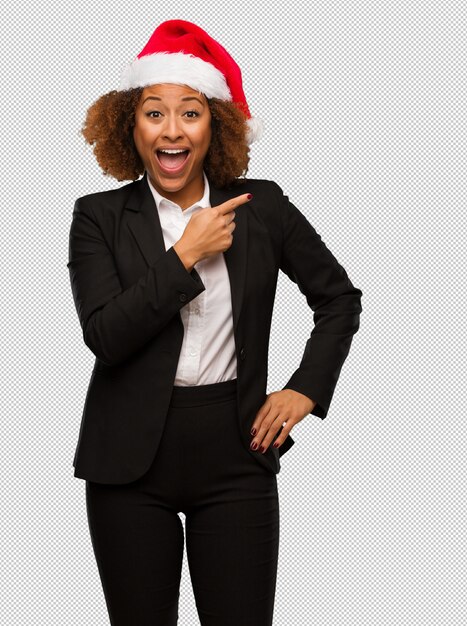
[259,445,265,453]
[250,428,256,436]
[273,442,279,448]
[247,193,253,200]
[250,441,258,450]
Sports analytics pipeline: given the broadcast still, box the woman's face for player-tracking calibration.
[133,83,212,208]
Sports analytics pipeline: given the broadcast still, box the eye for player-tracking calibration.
[144,109,200,119]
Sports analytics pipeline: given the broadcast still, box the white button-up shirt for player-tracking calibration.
[146,171,238,386]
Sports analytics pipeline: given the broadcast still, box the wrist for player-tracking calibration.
[173,241,198,272]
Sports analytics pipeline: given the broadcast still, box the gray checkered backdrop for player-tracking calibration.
[1,0,466,624]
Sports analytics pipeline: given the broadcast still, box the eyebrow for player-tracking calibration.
[143,96,205,105]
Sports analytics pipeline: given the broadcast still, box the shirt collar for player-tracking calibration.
[146,170,211,212]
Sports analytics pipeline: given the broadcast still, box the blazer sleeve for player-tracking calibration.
[67,196,206,366]
[275,183,363,419]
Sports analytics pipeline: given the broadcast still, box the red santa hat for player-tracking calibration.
[118,19,263,145]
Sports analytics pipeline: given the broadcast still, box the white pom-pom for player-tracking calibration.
[246,116,264,144]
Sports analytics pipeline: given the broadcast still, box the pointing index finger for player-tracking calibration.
[218,193,253,215]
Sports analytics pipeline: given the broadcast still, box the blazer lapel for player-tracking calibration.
[209,181,248,333]
[125,172,249,333]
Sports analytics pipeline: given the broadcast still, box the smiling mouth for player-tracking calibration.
[155,150,190,172]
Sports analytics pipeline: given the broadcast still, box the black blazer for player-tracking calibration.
[67,172,362,484]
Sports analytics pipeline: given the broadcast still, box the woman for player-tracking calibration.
[68,19,363,626]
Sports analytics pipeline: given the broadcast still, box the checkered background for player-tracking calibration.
[1,1,466,624]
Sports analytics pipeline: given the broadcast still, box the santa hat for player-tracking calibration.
[118,19,263,145]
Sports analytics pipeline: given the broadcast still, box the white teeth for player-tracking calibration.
[158,149,188,154]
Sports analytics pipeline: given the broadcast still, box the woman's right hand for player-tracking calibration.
[174,193,252,271]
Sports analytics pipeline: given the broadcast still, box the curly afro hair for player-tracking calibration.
[80,88,251,188]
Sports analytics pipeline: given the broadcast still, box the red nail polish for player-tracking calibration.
[251,441,258,450]
[247,193,253,200]
[251,428,256,436]
[273,442,279,448]
[259,445,265,453]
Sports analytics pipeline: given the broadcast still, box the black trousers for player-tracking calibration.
[85,378,280,625]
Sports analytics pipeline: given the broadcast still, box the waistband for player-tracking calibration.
[170,378,237,408]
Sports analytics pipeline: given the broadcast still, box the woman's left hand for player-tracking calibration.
[249,389,316,453]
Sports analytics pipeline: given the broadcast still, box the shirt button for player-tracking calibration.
[179,293,187,302]
[194,308,200,315]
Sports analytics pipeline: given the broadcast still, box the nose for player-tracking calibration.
[162,113,183,139]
